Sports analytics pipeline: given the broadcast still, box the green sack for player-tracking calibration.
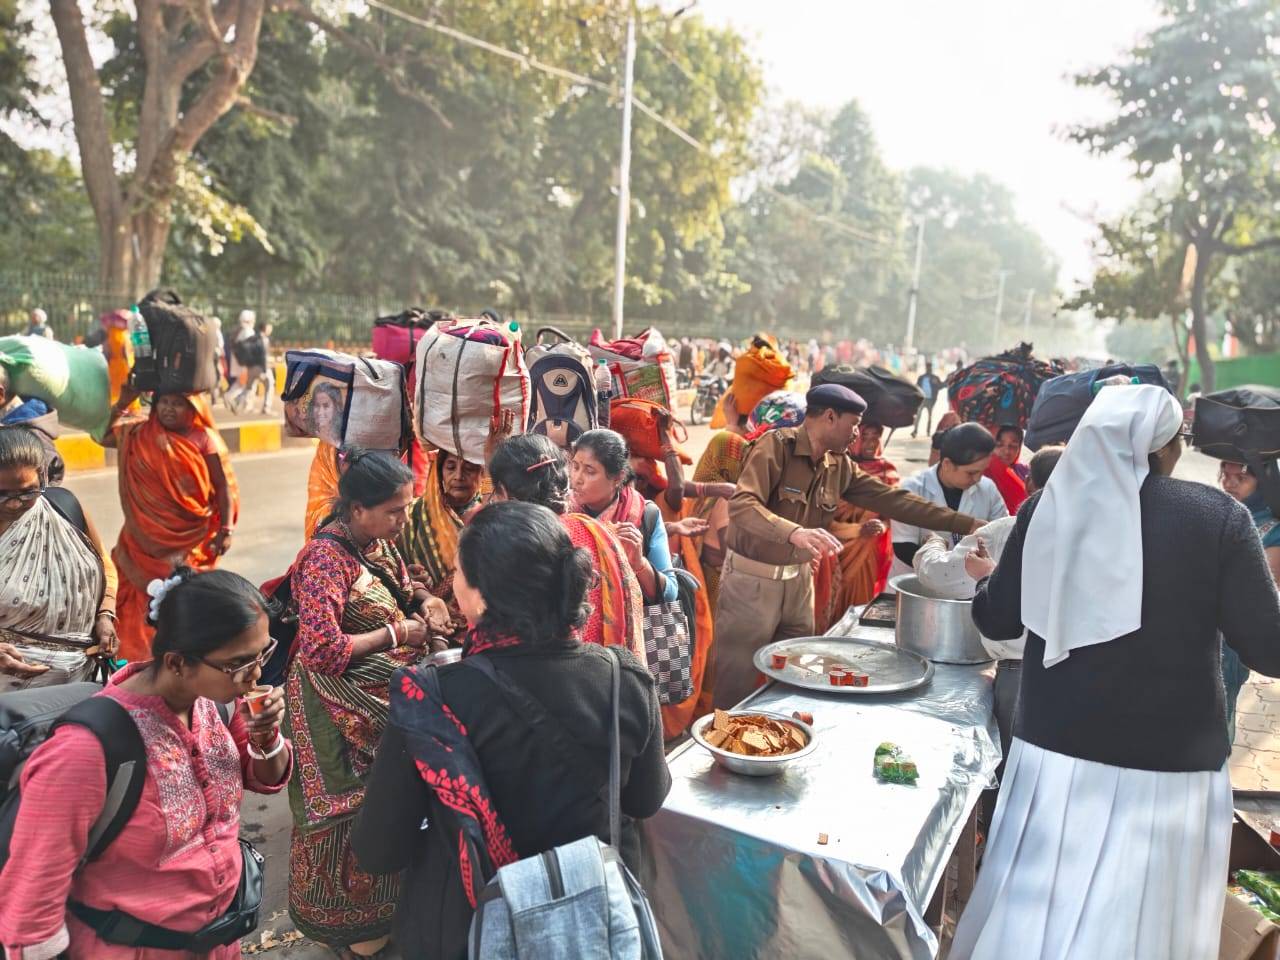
[0,335,111,441]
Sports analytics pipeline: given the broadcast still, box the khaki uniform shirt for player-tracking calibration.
[725,426,977,567]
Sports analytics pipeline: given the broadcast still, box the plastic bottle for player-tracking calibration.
[595,358,613,428]
[128,304,151,360]
[1091,374,1139,395]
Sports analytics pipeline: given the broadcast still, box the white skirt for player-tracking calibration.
[950,738,1232,960]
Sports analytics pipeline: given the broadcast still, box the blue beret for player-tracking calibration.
[805,383,867,415]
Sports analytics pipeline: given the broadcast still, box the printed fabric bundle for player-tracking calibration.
[945,342,1064,431]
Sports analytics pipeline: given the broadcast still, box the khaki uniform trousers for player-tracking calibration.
[709,551,815,710]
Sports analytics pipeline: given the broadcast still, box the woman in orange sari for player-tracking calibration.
[104,384,239,661]
[690,431,749,612]
[814,421,898,633]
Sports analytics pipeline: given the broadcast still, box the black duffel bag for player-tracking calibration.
[1024,363,1169,451]
[812,364,923,429]
[1191,385,1280,463]
[133,289,220,394]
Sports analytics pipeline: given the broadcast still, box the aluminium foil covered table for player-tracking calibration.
[643,610,1001,959]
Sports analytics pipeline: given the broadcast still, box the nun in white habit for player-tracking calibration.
[951,384,1280,960]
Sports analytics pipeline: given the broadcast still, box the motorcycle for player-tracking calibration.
[689,375,727,426]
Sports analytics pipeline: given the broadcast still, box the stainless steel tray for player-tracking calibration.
[752,635,933,695]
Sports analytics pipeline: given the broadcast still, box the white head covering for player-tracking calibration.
[1021,384,1183,667]
[237,309,256,328]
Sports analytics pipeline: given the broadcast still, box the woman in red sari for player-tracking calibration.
[814,421,899,633]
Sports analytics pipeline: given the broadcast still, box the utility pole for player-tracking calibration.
[611,7,637,340]
[991,269,1011,350]
[904,220,925,355]
[1022,288,1035,337]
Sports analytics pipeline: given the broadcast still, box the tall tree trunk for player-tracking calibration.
[50,0,265,304]
[1190,238,1216,393]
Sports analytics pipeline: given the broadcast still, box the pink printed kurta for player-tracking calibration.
[0,663,292,960]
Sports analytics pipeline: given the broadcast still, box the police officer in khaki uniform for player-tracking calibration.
[711,383,983,708]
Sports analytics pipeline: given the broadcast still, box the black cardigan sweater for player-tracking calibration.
[351,641,671,960]
[974,476,1280,772]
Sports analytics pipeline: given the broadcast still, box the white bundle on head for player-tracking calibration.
[1021,384,1184,667]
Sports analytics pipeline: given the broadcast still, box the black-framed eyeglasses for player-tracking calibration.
[0,486,45,507]
[198,637,279,682]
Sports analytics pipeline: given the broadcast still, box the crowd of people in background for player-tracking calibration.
[0,312,1277,960]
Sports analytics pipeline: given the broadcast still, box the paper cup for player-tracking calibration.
[245,685,272,716]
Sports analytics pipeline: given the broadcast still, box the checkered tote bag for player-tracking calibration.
[642,597,693,705]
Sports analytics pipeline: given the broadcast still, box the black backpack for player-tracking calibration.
[1024,363,1169,451]
[0,684,234,871]
[232,333,267,369]
[812,364,924,429]
[134,289,220,394]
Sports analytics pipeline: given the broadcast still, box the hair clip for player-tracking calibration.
[146,574,184,622]
[525,457,557,473]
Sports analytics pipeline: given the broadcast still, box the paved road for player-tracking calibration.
[63,426,1221,957]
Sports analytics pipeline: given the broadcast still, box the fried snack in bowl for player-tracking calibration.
[691,709,817,777]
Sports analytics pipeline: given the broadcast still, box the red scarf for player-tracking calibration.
[985,456,1028,514]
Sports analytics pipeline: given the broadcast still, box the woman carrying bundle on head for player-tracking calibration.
[488,434,643,656]
[0,568,292,959]
[286,449,452,959]
[813,419,899,632]
[395,449,485,646]
[103,383,239,662]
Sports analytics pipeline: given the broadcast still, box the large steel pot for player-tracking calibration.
[889,574,993,665]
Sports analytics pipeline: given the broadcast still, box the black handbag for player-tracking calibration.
[68,838,264,952]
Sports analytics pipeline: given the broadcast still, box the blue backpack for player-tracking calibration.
[525,328,599,448]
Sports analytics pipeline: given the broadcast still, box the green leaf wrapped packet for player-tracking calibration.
[1236,870,1280,918]
[873,742,919,785]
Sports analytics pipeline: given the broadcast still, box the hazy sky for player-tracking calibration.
[695,0,1166,294]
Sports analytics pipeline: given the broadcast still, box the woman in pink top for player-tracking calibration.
[0,568,293,959]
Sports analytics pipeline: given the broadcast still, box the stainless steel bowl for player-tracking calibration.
[429,647,462,667]
[690,710,817,777]
[889,574,993,665]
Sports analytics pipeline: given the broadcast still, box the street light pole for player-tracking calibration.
[991,269,1011,350]
[611,7,637,340]
[904,220,925,355]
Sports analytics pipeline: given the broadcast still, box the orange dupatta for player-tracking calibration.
[304,441,341,541]
[814,454,899,634]
[657,496,716,739]
[112,397,240,660]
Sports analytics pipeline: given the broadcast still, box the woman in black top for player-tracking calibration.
[951,385,1280,960]
[352,500,671,960]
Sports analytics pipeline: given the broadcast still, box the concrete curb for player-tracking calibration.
[55,419,315,472]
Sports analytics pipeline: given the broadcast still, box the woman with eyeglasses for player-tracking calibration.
[0,567,292,959]
[0,426,119,690]
[285,448,450,959]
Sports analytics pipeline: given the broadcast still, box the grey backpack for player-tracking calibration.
[466,649,664,960]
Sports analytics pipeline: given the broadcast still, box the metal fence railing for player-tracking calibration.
[0,272,768,347]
